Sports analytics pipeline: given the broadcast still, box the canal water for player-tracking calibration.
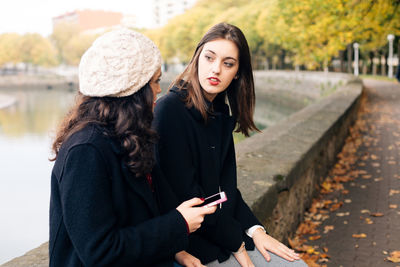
[0,81,304,264]
[0,87,75,264]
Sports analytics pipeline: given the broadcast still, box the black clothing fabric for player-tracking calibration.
[153,87,261,264]
[49,124,188,267]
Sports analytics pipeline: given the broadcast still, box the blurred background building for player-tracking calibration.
[52,10,137,34]
[152,0,197,27]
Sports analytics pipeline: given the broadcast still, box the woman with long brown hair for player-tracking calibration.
[153,23,307,266]
[49,28,216,267]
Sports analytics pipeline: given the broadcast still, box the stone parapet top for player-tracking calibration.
[236,76,363,235]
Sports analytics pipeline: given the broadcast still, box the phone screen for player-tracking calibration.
[203,193,222,206]
[201,192,227,207]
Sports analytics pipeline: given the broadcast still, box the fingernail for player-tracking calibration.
[200,198,205,201]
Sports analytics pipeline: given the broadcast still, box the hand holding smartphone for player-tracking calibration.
[201,191,227,208]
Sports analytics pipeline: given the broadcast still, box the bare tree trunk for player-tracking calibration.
[362,58,368,75]
[280,50,286,69]
[339,50,345,72]
[347,44,353,73]
[381,53,387,76]
[398,40,400,64]
[272,55,277,70]
[251,56,258,70]
[372,51,378,75]
[368,52,373,74]
[397,41,400,77]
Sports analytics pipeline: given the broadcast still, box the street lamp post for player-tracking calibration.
[353,42,359,76]
[387,34,395,79]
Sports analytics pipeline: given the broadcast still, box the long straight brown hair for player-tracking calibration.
[172,22,259,136]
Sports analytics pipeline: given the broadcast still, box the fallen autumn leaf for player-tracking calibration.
[352,233,367,238]
[309,235,321,241]
[336,212,350,217]
[389,189,400,196]
[386,251,400,263]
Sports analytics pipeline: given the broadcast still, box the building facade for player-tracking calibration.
[152,0,197,27]
[52,10,137,34]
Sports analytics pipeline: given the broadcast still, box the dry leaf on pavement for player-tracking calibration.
[330,202,343,212]
[365,218,373,224]
[323,225,334,234]
[352,233,367,238]
[370,212,384,217]
[389,189,400,196]
[309,235,321,241]
[386,251,400,263]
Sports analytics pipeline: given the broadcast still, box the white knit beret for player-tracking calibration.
[79,28,162,97]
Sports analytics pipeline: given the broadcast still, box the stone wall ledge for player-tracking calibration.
[0,74,78,90]
[236,74,363,240]
[1,72,363,266]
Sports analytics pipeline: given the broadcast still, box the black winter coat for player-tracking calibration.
[153,87,261,264]
[49,124,188,267]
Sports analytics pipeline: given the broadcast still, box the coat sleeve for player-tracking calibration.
[58,144,188,266]
[153,102,243,252]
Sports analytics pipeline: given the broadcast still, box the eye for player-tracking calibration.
[205,55,214,61]
[224,62,234,68]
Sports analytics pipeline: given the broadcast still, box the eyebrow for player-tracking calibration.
[204,49,237,62]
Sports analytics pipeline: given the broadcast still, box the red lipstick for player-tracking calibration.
[208,77,220,86]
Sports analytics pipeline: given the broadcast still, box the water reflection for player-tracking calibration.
[0,88,75,136]
[0,87,75,264]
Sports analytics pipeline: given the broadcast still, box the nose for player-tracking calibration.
[211,61,221,74]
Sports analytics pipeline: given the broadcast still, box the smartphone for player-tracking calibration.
[202,191,227,207]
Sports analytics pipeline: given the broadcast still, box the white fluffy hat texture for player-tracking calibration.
[79,28,161,97]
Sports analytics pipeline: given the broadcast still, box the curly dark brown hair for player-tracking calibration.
[51,84,158,178]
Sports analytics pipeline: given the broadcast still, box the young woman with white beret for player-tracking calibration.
[49,28,216,267]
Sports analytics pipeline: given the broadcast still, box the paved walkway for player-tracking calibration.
[301,79,400,266]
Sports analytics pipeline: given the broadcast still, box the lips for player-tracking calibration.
[207,77,220,86]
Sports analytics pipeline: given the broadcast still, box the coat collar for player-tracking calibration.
[169,86,234,124]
